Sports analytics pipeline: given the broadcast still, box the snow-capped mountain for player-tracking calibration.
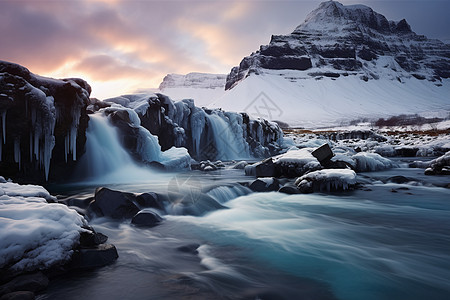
[159,73,226,90]
[208,0,449,127]
[158,73,227,107]
[226,0,449,89]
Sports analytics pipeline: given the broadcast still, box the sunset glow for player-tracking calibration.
[1,0,448,99]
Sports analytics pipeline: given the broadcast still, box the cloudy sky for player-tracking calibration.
[1,0,449,99]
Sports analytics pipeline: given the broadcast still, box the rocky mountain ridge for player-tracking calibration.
[225,0,450,89]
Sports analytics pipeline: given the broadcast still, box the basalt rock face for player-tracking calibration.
[0,61,91,183]
[225,0,450,90]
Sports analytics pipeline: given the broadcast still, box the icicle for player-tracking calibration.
[1,110,6,144]
[64,107,81,161]
[34,128,40,161]
[64,134,69,163]
[31,108,36,126]
[14,138,21,170]
[29,132,33,162]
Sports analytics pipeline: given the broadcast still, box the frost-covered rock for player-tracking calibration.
[192,160,226,171]
[0,180,88,275]
[295,169,357,193]
[0,61,91,183]
[351,152,397,172]
[272,148,322,177]
[425,151,450,175]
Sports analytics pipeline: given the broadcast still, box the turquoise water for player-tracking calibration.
[41,167,450,300]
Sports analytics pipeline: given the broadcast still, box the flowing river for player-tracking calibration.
[39,163,450,300]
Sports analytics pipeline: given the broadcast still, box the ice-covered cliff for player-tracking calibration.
[0,61,91,182]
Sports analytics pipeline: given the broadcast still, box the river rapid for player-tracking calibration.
[40,162,450,300]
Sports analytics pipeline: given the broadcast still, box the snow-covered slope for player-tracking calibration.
[209,70,450,128]
[210,0,450,128]
[159,73,226,107]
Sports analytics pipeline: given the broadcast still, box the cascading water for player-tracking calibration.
[74,113,166,184]
[205,113,250,160]
[76,113,134,178]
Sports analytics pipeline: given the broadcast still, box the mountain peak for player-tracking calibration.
[294,0,410,34]
[224,0,449,90]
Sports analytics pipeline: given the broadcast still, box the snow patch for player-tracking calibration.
[0,180,87,273]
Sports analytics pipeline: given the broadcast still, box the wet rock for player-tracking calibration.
[0,291,35,300]
[279,183,301,194]
[70,244,118,269]
[245,158,277,177]
[0,272,48,296]
[177,244,200,254]
[79,231,108,247]
[166,192,226,216]
[249,178,280,192]
[232,161,248,169]
[135,192,165,210]
[88,187,139,219]
[387,176,412,184]
[131,211,163,227]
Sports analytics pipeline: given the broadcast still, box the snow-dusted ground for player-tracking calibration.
[287,127,450,158]
[0,177,87,274]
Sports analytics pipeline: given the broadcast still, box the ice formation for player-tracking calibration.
[0,61,91,181]
[105,93,284,161]
[351,152,397,172]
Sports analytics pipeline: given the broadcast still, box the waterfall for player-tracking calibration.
[205,113,251,160]
[76,114,135,179]
[75,113,167,184]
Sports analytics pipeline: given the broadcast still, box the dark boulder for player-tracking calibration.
[249,178,280,192]
[279,183,301,194]
[387,176,413,184]
[69,244,118,269]
[135,192,165,210]
[245,158,278,177]
[79,231,108,248]
[88,187,139,219]
[0,272,48,296]
[311,143,333,165]
[131,211,163,227]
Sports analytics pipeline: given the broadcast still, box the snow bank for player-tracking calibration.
[0,178,87,274]
[295,169,357,192]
